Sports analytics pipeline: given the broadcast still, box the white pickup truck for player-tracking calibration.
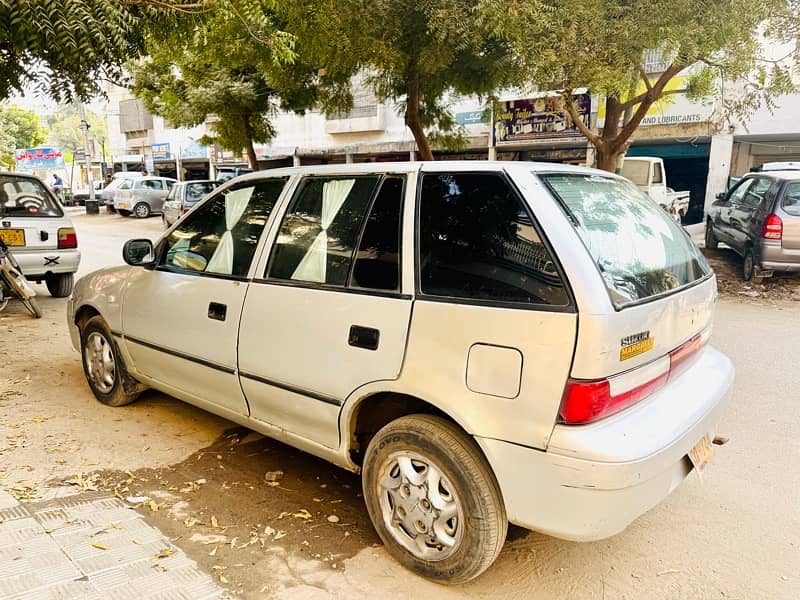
[620,156,690,223]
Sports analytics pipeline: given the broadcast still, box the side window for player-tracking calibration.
[119,179,132,190]
[166,185,178,201]
[351,177,404,291]
[782,182,800,216]
[419,172,569,306]
[727,179,754,205]
[744,178,771,208]
[268,176,380,285]
[161,178,287,277]
[652,162,663,184]
[165,180,175,190]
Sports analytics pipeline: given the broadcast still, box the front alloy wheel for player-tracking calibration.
[80,316,142,406]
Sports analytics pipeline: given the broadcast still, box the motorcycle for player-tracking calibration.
[0,238,42,318]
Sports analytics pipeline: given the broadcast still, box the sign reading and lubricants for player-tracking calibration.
[620,331,654,361]
[14,147,65,171]
[151,143,171,161]
[494,93,592,145]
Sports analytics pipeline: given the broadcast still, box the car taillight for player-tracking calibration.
[182,208,190,214]
[559,334,707,425]
[761,213,783,240]
[57,227,77,249]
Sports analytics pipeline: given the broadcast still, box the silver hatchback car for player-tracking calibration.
[68,162,733,583]
[114,176,177,218]
[706,170,800,282]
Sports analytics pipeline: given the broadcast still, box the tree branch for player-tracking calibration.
[638,65,653,91]
[616,61,686,143]
[561,90,599,144]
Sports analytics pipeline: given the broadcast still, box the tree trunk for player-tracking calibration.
[242,115,260,170]
[595,146,627,172]
[404,63,434,161]
[594,96,628,173]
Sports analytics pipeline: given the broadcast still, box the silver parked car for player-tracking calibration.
[706,169,800,282]
[162,180,219,228]
[68,162,733,583]
[114,176,177,218]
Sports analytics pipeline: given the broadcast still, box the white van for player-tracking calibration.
[68,162,733,583]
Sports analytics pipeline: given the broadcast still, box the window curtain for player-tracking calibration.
[292,179,355,283]
[207,187,254,274]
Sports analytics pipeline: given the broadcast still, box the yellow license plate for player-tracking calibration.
[688,435,713,471]
[0,229,25,246]
[117,203,126,208]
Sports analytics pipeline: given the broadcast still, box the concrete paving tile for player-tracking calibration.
[0,503,30,522]
[0,488,20,509]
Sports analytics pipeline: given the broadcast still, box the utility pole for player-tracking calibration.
[77,102,95,203]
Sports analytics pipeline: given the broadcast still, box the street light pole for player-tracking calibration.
[77,102,95,203]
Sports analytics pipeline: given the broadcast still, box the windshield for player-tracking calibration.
[620,160,650,187]
[539,173,711,308]
[0,176,63,218]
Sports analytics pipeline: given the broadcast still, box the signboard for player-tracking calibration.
[181,143,207,160]
[14,147,65,171]
[455,110,487,125]
[151,142,171,161]
[494,94,591,145]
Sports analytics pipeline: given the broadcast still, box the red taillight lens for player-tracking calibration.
[559,372,669,425]
[761,213,783,240]
[560,334,708,425]
[57,227,77,249]
[668,334,702,381]
[182,208,190,214]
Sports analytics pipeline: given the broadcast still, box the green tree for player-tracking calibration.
[281,0,517,160]
[0,105,46,167]
[130,1,335,169]
[482,0,799,171]
[0,0,209,101]
[46,104,107,157]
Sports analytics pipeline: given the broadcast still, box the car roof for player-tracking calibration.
[0,171,45,182]
[745,170,800,181]
[177,179,217,185]
[231,161,610,184]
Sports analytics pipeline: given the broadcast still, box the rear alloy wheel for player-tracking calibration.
[80,316,143,406]
[45,273,74,298]
[362,414,507,584]
[133,203,151,218]
[743,248,763,284]
[705,221,719,249]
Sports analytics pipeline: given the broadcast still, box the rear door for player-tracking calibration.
[162,184,181,225]
[778,181,800,249]
[238,173,412,448]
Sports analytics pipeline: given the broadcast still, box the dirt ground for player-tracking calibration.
[1,213,799,599]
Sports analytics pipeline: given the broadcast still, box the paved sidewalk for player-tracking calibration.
[0,489,225,599]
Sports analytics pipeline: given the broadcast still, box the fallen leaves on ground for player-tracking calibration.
[153,548,175,559]
[65,473,99,491]
[291,509,313,520]
[92,543,108,551]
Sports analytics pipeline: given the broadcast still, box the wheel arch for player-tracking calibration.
[342,389,480,469]
[74,303,101,330]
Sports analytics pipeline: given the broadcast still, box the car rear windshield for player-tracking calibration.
[539,173,711,308]
[0,175,63,218]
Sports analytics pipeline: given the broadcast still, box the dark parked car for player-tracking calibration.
[706,169,800,282]
[162,180,219,227]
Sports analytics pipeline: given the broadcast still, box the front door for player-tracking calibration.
[238,174,412,448]
[121,178,289,415]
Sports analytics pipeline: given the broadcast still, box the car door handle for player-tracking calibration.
[208,302,227,321]
[348,325,380,350]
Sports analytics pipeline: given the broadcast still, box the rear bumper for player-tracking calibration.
[759,242,800,272]
[476,345,734,542]
[16,249,81,279]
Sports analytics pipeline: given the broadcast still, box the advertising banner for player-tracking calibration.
[14,147,65,171]
[494,94,591,144]
[151,143,171,161]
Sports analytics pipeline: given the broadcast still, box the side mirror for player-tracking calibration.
[123,239,156,267]
[716,192,727,201]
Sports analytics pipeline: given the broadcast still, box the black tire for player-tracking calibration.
[743,247,763,284]
[362,414,507,584]
[705,221,718,249]
[107,204,117,214]
[133,202,151,218]
[118,209,131,217]
[80,316,143,407]
[22,297,42,318]
[45,273,74,298]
